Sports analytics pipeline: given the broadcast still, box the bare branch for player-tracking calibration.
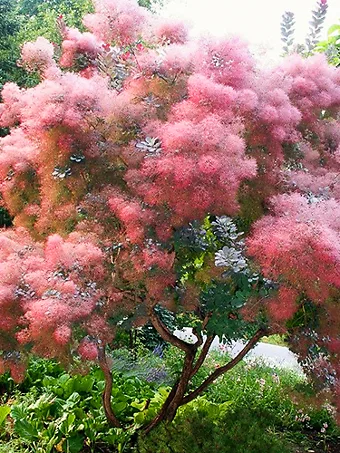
[190,334,215,379]
[191,312,213,348]
[148,307,195,354]
[181,328,267,405]
[192,326,203,348]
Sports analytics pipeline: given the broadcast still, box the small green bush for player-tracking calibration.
[136,400,291,453]
[1,354,339,453]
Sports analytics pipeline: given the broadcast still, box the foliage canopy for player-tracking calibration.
[0,0,340,430]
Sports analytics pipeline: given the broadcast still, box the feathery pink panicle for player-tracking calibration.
[236,89,258,113]
[142,247,175,271]
[24,270,48,296]
[288,170,340,200]
[247,194,340,303]
[153,17,189,44]
[21,37,56,73]
[21,293,98,355]
[0,83,23,127]
[7,73,115,134]
[25,299,72,327]
[105,90,145,131]
[328,338,340,354]
[126,112,256,226]
[280,54,340,121]
[60,28,101,68]
[195,36,256,89]
[78,338,98,360]
[85,314,115,344]
[145,274,176,299]
[83,0,149,45]
[53,325,72,345]
[108,195,154,244]
[267,287,299,322]
[0,129,38,178]
[187,74,236,112]
[45,233,104,274]
[138,42,195,80]
[198,154,222,175]
[158,43,195,76]
[159,114,238,154]
[255,80,302,142]
[8,362,26,383]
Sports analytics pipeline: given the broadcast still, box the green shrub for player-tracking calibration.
[1,361,161,453]
[1,355,339,453]
[137,399,291,453]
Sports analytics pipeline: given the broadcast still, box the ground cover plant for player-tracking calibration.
[0,353,339,452]
[0,0,340,441]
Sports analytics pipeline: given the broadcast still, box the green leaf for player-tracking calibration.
[10,404,26,421]
[328,24,340,36]
[46,435,59,453]
[60,412,76,435]
[0,405,11,426]
[73,376,94,393]
[59,374,71,387]
[65,392,81,407]
[134,411,146,424]
[63,435,84,453]
[14,419,39,441]
[131,401,146,410]
[112,401,127,413]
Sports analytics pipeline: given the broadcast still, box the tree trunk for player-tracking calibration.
[98,346,122,429]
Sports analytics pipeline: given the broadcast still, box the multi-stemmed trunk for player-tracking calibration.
[98,307,267,434]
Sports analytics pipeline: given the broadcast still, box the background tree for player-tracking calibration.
[281,0,328,56]
[317,21,340,66]
[0,0,163,91]
[0,0,340,433]
[0,0,28,90]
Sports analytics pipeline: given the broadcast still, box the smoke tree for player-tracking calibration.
[0,0,340,431]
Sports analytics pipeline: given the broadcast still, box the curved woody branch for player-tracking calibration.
[97,346,122,428]
[148,306,196,354]
[181,328,267,405]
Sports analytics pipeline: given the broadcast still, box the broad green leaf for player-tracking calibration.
[14,419,39,441]
[60,412,76,435]
[10,404,26,421]
[73,376,94,393]
[131,401,145,410]
[134,411,146,424]
[328,24,340,36]
[63,435,84,453]
[112,401,127,413]
[0,405,11,426]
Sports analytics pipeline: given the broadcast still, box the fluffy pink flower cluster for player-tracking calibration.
[0,0,340,409]
[60,28,101,68]
[0,228,111,375]
[247,194,340,306]
[126,114,256,227]
[83,0,148,45]
[0,72,116,134]
[108,194,154,244]
[282,54,340,122]
[20,37,57,75]
[152,17,189,45]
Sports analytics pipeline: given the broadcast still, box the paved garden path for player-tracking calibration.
[174,328,303,372]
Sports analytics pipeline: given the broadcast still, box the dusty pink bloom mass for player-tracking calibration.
[0,0,340,423]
